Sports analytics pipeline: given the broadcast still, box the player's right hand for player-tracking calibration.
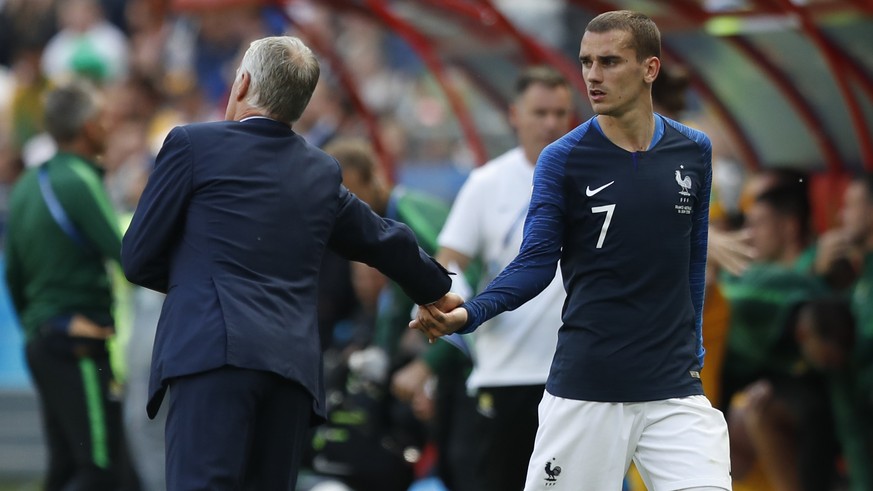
[409,293,468,342]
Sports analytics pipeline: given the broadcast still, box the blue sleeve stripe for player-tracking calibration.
[462,120,592,332]
[663,117,710,152]
[665,117,713,368]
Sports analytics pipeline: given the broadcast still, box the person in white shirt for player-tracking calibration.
[397,66,574,491]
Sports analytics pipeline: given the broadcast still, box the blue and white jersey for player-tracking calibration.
[461,114,711,402]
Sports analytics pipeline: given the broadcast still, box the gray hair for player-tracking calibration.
[239,36,320,124]
[43,80,101,144]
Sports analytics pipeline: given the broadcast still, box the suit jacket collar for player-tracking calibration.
[239,116,295,135]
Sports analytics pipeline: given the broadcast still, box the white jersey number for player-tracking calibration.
[591,204,615,249]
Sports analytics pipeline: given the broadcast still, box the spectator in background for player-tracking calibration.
[814,173,873,490]
[840,175,873,368]
[816,173,873,309]
[721,183,820,404]
[721,184,831,490]
[41,0,129,84]
[732,295,853,491]
[5,80,138,491]
[792,297,869,490]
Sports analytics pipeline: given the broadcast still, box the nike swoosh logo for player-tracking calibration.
[585,181,615,197]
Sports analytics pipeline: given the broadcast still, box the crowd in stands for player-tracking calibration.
[0,1,871,491]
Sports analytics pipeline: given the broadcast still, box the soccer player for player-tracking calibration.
[413,10,732,490]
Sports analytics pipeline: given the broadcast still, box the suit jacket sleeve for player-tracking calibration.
[328,186,451,305]
[121,127,193,293]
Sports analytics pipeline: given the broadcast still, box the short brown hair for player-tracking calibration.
[586,10,661,61]
[324,138,378,183]
[515,66,569,97]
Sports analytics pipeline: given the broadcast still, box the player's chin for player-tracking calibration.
[590,104,606,116]
[590,103,614,116]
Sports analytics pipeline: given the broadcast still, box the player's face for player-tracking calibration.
[511,83,573,163]
[579,29,658,118]
[840,181,873,246]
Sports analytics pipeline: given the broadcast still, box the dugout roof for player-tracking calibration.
[170,0,873,175]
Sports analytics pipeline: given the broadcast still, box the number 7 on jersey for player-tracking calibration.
[591,204,615,249]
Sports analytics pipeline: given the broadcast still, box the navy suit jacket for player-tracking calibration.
[122,118,451,420]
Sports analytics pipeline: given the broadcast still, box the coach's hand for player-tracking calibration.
[410,292,467,342]
[68,314,115,339]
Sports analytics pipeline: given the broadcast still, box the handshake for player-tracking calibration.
[409,292,469,343]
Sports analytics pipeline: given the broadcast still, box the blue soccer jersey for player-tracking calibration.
[461,114,711,402]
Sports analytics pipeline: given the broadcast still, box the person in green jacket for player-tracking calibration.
[720,182,834,490]
[814,172,873,490]
[5,80,136,491]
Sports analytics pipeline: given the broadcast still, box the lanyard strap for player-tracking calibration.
[37,165,93,252]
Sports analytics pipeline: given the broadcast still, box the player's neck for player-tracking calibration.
[597,106,655,153]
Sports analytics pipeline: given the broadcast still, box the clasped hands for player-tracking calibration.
[409,292,468,343]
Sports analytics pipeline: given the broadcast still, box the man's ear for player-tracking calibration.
[644,56,660,85]
[81,115,102,145]
[236,71,251,101]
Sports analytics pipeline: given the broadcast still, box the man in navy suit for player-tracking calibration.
[121,36,452,491]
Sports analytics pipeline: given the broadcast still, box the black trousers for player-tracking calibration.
[433,357,480,491]
[473,384,545,491]
[26,336,136,491]
[165,366,313,491]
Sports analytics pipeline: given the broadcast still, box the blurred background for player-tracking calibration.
[0,0,871,490]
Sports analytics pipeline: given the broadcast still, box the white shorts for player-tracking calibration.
[523,392,731,491]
